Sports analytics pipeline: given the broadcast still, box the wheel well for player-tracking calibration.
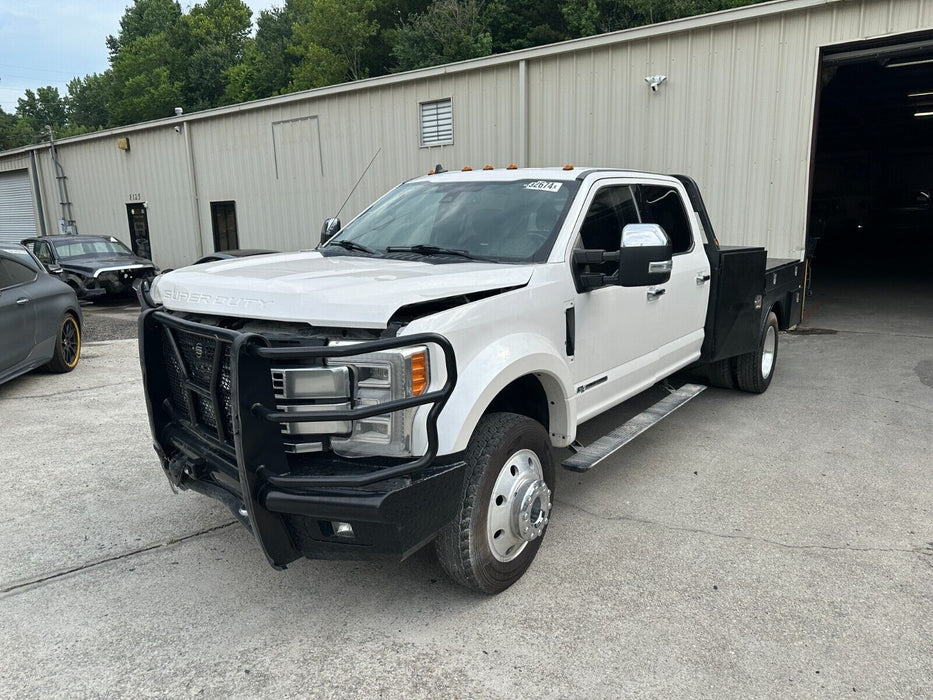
[66,309,82,330]
[771,301,785,330]
[485,375,549,431]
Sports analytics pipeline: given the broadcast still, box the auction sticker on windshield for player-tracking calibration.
[524,181,562,192]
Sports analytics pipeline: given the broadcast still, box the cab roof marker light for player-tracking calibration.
[483,164,494,170]
[562,164,574,171]
[462,166,473,171]
[506,163,518,170]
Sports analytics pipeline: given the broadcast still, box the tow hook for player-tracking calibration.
[165,455,204,487]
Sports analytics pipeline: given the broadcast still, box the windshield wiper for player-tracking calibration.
[385,245,491,261]
[327,239,380,255]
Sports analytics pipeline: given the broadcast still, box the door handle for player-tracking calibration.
[696,273,711,285]
[16,298,30,305]
[647,288,666,301]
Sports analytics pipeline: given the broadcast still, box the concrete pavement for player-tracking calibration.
[0,277,930,698]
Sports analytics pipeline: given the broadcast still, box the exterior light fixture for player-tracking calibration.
[645,74,667,92]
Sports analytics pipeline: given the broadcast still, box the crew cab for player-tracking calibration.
[137,167,802,593]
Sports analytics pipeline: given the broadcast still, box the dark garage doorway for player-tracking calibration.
[809,34,933,274]
[805,34,933,330]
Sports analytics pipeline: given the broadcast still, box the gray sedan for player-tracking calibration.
[0,243,82,385]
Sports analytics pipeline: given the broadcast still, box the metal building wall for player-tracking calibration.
[527,0,933,258]
[187,63,521,258]
[31,128,198,268]
[1,0,931,266]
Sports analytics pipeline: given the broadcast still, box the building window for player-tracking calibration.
[420,98,453,146]
[211,201,239,251]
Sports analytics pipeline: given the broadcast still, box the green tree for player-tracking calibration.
[107,0,183,56]
[67,72,114,130]
[180,0,253,109]
[288,0,379,90]
[485,0,566,53]
[109,33,184,124]
[15,86,68,134]
[391,0,492,72]
[224,3,311,102]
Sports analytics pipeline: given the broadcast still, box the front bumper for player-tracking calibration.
[138,307,460,567]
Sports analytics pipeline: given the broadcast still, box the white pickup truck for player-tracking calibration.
[138,166,802,593]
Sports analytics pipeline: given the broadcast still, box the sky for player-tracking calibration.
[0,1,277,113]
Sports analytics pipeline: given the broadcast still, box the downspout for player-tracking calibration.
[182,121,204,259]
[29,149,47,236]
[518,59,528,167]
[46,126,77,234]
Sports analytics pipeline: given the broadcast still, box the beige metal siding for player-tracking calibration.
[32,129,198,268]
[1,0,931,264]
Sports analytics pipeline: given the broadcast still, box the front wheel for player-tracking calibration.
[44,313,81,373]
[734,310,778,393]
[435,413,555,594]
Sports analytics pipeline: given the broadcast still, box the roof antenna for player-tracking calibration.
[334,148,382,221]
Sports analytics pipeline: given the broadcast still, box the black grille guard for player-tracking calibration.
[140,307,458,490]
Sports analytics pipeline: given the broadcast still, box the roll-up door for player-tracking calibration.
[0,170,38,244]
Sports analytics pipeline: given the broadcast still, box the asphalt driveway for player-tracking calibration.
[0,272,930,698]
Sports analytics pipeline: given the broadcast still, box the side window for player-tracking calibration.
[638,185,693,254]
[0,258,38,287]
[577,185,640,274]
[34,241,54,264]
[0,256,11,289]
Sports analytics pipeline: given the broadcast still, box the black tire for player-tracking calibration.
[44,313,81,373]
[734,310,778,394]
[706,357,735,389]
[435,412,555,594]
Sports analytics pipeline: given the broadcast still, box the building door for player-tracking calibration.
[211,201,238,251]
[126,204,151,259]
[0,170,38,244]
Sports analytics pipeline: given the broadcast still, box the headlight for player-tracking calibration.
[330,346,429,458]
[269,345,429,458]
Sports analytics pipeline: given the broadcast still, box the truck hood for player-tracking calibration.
[154,252,534,328]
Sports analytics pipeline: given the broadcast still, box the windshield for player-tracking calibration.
[330,178,579,263]
[52,238,134,259]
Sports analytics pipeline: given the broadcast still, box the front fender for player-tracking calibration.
[436,332,576,454]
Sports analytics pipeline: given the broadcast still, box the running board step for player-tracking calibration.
[562,383,707,472]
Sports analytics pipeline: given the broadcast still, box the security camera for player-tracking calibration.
[645,74,668,92]
[173,126,181,133]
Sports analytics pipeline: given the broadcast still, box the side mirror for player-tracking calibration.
[47,263,64,276]
[617,224,672,287]
[320,217,341,245]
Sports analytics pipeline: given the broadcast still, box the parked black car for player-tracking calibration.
[0,243,82,386]
[22,235,158,300]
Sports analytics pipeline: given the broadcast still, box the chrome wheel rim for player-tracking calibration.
[62,318,80,367]
[761,325,776,379]
[486,448,551,562]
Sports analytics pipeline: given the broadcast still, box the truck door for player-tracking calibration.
[636,183,711,377]
[570,181,659,422]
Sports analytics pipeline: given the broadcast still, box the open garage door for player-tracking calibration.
[0,170,38,244]
[805,33,933,333]
[809,34,933,272]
